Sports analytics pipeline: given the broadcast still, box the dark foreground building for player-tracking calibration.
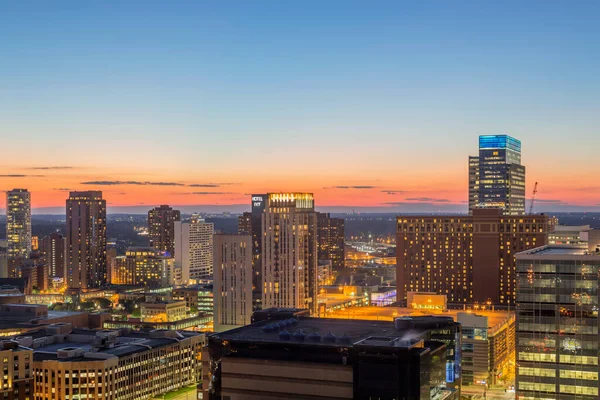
[203,309,461,400]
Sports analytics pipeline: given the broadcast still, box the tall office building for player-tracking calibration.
[66,191,107,289]
[174,214,214,283]
[516,242,600,400]
[396,208,549,305]
[213,233,253,331]
[239,195,267,310]
[6,189,32,260]
[316,212,345,269]
[148,205,180,255]
[468,135,526,215]
[40,232,66,280]
[262,193,318,314]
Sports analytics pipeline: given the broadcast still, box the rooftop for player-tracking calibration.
[517,245,600,258]
[212,315,455,348]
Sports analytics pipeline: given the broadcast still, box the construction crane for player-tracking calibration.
[529,182,538,215]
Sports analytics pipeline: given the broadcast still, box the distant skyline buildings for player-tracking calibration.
[6,189,32,259]
[66,190,107,289]
[469,134,526,215]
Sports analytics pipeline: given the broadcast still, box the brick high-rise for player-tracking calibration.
[66,191,107,289]
[148,205,180,256]
[316,212,345,269]
[396,208,549,305]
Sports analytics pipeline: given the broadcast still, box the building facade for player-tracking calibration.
[140,300,187,322]
[66,191,107,289]
[6,189,32,260]
[316,212,345,269]
[516,245,600,400]
[468,135,526,215]
[239,194,267,311]
[396,208,549,305]
[40,233,66,280]
[262,193,318,314]
[204,312,460,400]
[148,205,180,256]
[0,340,33,400]
[25,325,202,400]
[174,214,214,283]
[213,234,253,331]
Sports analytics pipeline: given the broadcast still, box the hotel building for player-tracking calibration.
[262,193,318,314]
[396,208,549,305]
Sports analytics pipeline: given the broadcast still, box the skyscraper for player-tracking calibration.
[6,189,32,260]
[40,232,66,280]
[469,134,526,215]
[174,214,214,283]
[515,243,600,399]
[213,233,253,331]
[262,193,318,314]
[148,205,180,255]
[396,208,549,305]
[317,212,345,269]
[66,191,107,289]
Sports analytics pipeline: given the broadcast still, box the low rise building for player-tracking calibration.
[204,310,460,400]
[0,340,33,400]
[140,300,187,323]
[15,324,202,400]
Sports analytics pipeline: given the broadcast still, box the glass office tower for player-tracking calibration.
[516,246,600,399]
[469,134,526,215]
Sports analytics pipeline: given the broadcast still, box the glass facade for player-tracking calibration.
[516,250,600,400]
[469,134,526,215]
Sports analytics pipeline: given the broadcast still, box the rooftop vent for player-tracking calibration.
[279,330,291,340]
[292,330,305,341]
[323,332,337,343]
[307,332,321,343]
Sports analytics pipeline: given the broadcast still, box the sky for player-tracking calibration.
[1,1,599,213]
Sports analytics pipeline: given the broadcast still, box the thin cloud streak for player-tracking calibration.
[81,180,185,186]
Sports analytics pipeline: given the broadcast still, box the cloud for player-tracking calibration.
[381,190,406,195]
[179,192,237,195]
[404,197,451,203]
[532,199,566,204]
[188,183,236,187]
[81,180,184,186]
[0,174,44,177]
[29,166,74,170]
[324,185,379,190]
[53,188,73,192]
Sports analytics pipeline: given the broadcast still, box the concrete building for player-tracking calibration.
[66,191,107,289]
[140,300,187,323]
[148,205,180,256]
[0,340,33,400]
[262,193,318,314]
[18,324,202,400]
[516,244,600,400]
[40,233,66,281]
[317,212,345,269]
[6,189,32,261]
[174,214,214,283]
[213,234,252,331]
[468,134,526,215]
[204,310,460,400]
[239,194,267,311]
[114,247,175,288]
[396,208,549,305]
[548,225,595,245]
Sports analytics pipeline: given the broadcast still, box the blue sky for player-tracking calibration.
[1,1,599,211]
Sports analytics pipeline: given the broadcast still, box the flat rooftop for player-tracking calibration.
[326,307,513,330]
[517,245,600,258]
[212,316,454,348]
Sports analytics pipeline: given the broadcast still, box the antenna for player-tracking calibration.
[529,182,538,215]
